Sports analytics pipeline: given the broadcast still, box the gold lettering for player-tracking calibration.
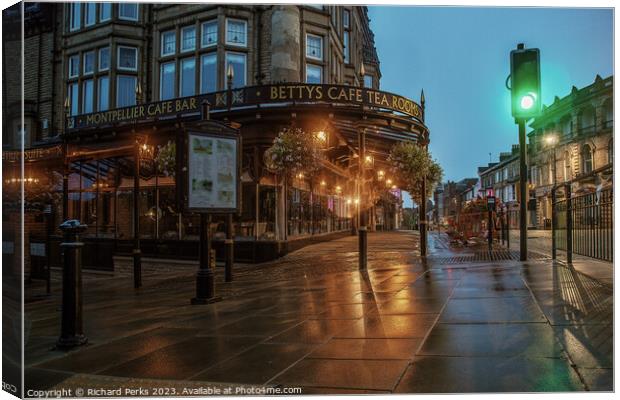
[271,86,278,99]
[315,86,323,99]
[355,89,362,102]
[327,87,338,99]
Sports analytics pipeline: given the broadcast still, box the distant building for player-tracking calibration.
[527,75,613,229]
[432,178,478,225]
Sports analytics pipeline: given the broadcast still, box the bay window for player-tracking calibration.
[68,55,80,78]
[83,51,95,75]
[200,53,217,93]
[117,75,137,107]
[364,74,373,88]
[181,26,196,52]
[180,58,196,97]
[343,31,350,63]
[100,3,112,22]
[99,47,110,71]
[160,62,176,100]
[161,31,176,57]
[98,77,109,111]
[202,20,218,47]
[306,34,323,60]
[119,3,139,21]
[69,3,81,31]
[82,79,94,113]
[117,46,137,71]
[306,64,322,84]
[85,3,96,26]
[226,18,247,47]
[225,52,246,88]
[68,83,79,116]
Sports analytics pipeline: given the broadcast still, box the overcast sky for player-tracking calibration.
[367,6,613,206]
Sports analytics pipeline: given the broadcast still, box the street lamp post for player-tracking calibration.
[544,134,558,259]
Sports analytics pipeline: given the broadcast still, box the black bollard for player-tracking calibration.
[225,213,234,282]
[57,220,88,349]
[191,214,221,304]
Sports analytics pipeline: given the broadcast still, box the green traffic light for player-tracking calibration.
[520,93,536,110]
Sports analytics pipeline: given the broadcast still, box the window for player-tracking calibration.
[161,31,176,56]
[561,116,572,137]
[202,20,218,47]
[180,58,196,97]
[160,62,176,100]
[82,79,94,114]
[200,53,217,93]
[608,139,613,165]
[581,145,593,174]
[117,46,137,71]
[363,74,373,88]
[117,75,137,107]
[100,3,112,22]
[68,83,79,116]
[226,19,247,47]
[563,152,571,182]
[343,31,350,63]
[83,51,95,75]
[306,64,322,84]
[69,3,81,31]
[85,3,96,26]
[68,55,80,78]
[306,34,323,60]
[343,9,350,28]
[119,3,138,21]
[225,52,246,88]
[99,47,110,71]
[181,26,196,52]
[98,76,109,111]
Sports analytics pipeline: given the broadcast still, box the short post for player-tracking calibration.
[487,207,493,252]
[225,213,234,282]
[57,220,88,349]
[551,186,557,260]
[191,213,220,304]
[133,137,142,289]
[565,184,573,264]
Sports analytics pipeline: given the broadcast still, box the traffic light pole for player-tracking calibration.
[518,118,528,261]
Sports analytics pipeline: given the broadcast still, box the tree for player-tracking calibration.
[387,141,443,205]
[263,126,324,179]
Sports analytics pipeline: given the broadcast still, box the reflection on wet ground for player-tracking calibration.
[21,231,612,393]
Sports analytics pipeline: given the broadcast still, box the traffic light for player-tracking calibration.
[510,44,541,120]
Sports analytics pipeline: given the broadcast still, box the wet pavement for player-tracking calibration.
[17,230,613,394]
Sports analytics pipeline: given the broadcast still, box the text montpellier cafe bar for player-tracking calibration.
[55,83,428,269]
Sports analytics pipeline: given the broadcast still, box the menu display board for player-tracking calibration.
[187,131,239,212]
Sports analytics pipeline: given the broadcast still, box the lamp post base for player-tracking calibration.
[56,334,88,350]
[190,269,221,305]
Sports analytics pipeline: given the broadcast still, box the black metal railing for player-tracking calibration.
[554,187,613,262]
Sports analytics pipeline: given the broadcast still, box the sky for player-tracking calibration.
[367,6,613,207]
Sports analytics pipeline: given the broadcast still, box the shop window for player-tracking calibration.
[119,3,138,21]
[85,2,96,27]
[306,34,323,61]
[100,3,112,22]
[82,79,94,114]
[202,20,218,47]
[161,31,176,57]
[181,26,196,52]
[581,144,593,174]
[83,51,95,75]
[98,47,110,71]
[306,64,322,84]
[179,58,196,97]
[160,62,176,100]
[116,75,137,107]
[200,53,217,93]
[225,52,246,88]
[117,46,137,71]
[68,54,80,78]
[226,18,247,47]
[68,83,79,116]
[69,3,81,31]
[98,76,109,111]
[364,74,373,88]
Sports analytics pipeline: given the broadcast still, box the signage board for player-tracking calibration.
[185,130,241,213]
[68,84,424,131]
[487,196,496,211]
